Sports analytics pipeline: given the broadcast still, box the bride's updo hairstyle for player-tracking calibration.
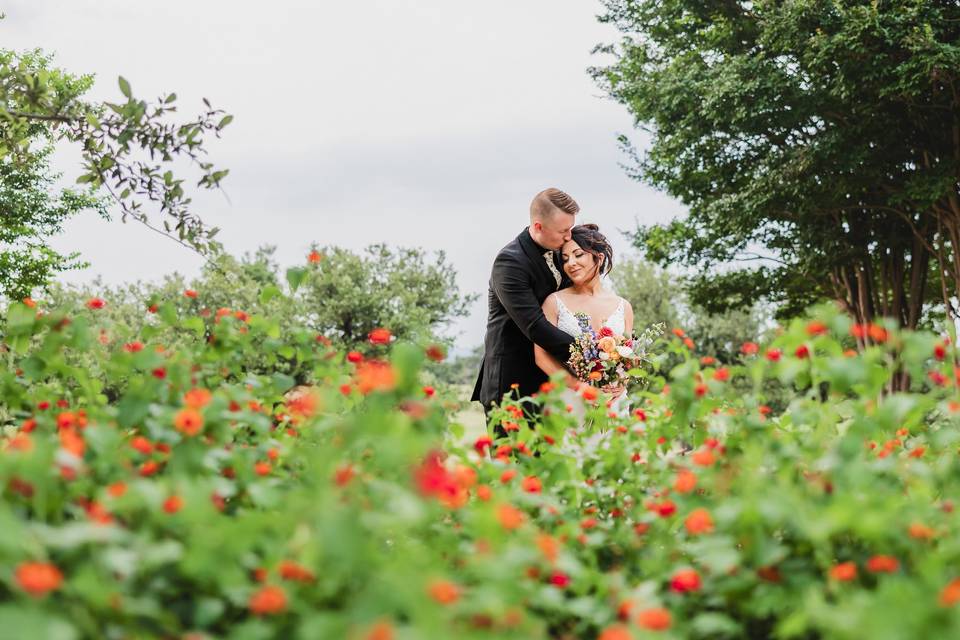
[569,224,614,277]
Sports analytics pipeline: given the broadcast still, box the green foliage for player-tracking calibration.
[4,291,960,638]
[40,246,473,392]
[611,255,767,363]
[297,244,477,348]
[0,45,231,258]
[0,143,107,300]
[594,0,960,327]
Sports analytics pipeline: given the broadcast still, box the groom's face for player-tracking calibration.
[536,211,576,250]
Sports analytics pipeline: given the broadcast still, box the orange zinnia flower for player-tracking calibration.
[940,578,960,607]
[15,562,63,597]
[497,504,525,531]
[636,607,672,630]
[673,468,697,493]
[174,408,204,436]
[598,625,631,640]
[368,327,392,345]
[684,508,714,535]
[183,388,212,409]
[59,428,85,457]
[427,579,460,605]
[355,360,397,394]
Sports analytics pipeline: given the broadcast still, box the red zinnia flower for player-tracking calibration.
[670,568,702,593]
[249,585,287,615]
[712,367,730,382]
[473,435,493,455]
[86,297,105,310]
[130,436,153,454]
[740,341,759,355]
[806,320,828,336]
[830,562,857,582]
[307,250,323,263]
[163,495,183,514]
[521,476,542,494]
[549,570,570,588]
[866,555,899,574]
[368,327,392,345]
[184,289,198,299]
[765,348,782,362]
[279,560,315,582]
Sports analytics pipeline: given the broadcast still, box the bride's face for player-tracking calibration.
[561,239,600,284]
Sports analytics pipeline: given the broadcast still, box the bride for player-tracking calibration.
[534,224,633,419]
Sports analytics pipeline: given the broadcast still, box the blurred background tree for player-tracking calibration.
[43,245,475,387]
[611,254,767,364]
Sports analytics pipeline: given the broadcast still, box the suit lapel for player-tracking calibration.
[518,228,556,292]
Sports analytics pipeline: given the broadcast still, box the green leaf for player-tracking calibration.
[286,267,308,293]
[118,75,132,98]
[0,606,77,640]
[259,285,282,305]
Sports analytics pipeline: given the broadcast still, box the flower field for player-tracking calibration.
[3,296,960,639]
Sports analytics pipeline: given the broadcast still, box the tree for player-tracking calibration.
[1,44,231,278]
[610,255,766,363]
[296,245,476,350]
[593,0,959,330]
[42,245,476,387]
[0,143,107,299]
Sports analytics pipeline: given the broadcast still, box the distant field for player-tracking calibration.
[450,384,487,442]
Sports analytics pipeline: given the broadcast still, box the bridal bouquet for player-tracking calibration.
[567,313,664,387]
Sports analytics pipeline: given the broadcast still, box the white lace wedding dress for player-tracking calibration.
[554,294,630,422]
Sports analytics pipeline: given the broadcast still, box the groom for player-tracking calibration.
[472,187,579,416]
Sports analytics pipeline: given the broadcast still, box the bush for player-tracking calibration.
[3,295,960,639]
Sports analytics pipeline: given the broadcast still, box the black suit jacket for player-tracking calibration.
[472,228,575,407]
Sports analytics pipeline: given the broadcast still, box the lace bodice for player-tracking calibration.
[555,295,626,338]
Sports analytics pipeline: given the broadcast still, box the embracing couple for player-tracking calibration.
[471,187,634,423]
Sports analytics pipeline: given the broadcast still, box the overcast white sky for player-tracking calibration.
[5,0,684,348]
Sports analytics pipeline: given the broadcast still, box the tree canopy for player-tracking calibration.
[594,0,960,329]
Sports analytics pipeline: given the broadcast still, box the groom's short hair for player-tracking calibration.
[530,188,580,221]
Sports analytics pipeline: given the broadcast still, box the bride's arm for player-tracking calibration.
[534,294,580,390]
[624,300,634,336]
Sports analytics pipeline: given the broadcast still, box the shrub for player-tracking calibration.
[2,297,960,639]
